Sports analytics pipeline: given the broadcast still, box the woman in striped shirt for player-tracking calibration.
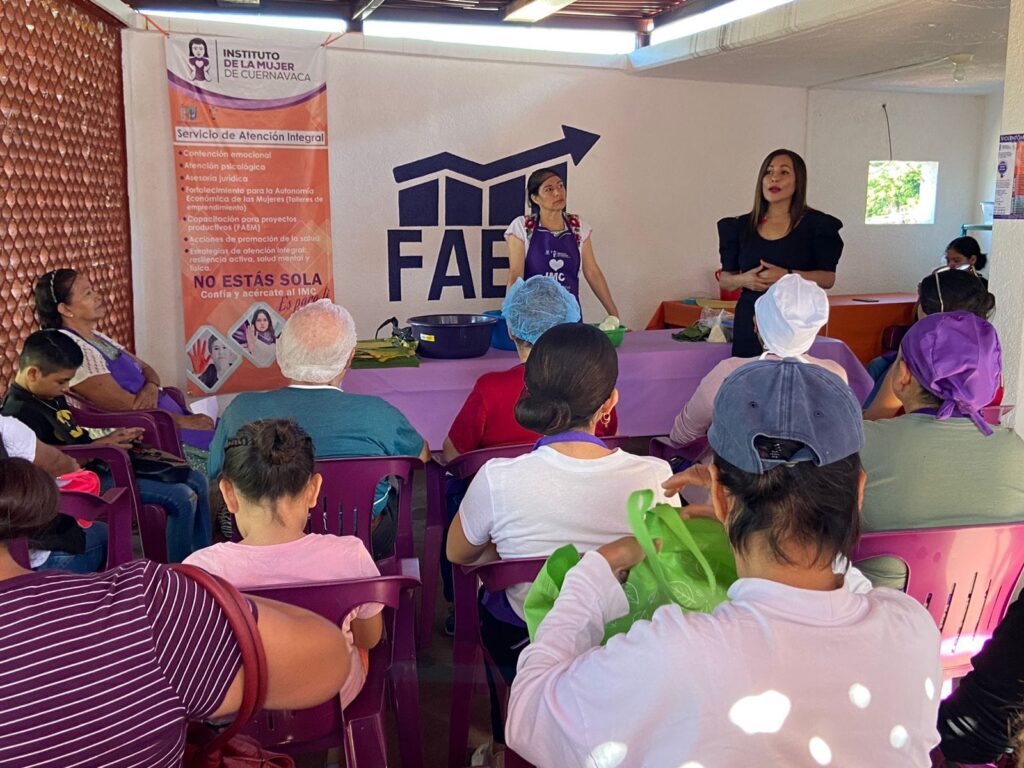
[0,457,352,768]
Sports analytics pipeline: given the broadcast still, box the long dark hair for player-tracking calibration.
[747,149,809,233]
[713,438,862,567]
[222,419,315,512]
[515,323,617,435]
[918,269,995,318]
[0,458,60,543]
[251,308,276,343]
[34,268,78,329]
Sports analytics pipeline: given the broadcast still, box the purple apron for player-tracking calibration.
[481,431,610,627]
[524,217,582,301]
[76,333,214,451]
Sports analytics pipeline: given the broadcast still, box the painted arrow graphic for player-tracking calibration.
[392,125,600,184]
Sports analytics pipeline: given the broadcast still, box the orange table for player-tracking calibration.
[646,293,918,364]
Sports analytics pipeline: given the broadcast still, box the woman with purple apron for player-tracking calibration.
[504,167,620,320]
[33,269,216,463]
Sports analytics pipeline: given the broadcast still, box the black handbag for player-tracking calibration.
[128,445,192,484]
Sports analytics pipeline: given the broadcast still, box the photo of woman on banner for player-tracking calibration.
[188,330,238,392]
[231,305,281,369]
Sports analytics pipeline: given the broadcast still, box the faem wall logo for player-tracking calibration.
[387,125,600,302]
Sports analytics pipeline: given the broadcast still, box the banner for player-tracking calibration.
[166,34,334,395]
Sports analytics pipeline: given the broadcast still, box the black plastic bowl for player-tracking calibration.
[407,314,498,359]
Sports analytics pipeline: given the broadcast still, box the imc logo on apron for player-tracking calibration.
[387,125,600,302]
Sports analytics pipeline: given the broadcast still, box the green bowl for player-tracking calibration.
[590,323,627,348]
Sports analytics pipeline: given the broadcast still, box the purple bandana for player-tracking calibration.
[899,311,1001,436]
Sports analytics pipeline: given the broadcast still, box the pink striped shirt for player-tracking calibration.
[0,561,242,767]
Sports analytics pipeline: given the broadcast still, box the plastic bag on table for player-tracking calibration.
[699,307,734,343]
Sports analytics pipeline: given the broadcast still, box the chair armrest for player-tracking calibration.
[59,488,135,566]
[60,444,140,499]
[71,407,184,459]
[163,387,188,411]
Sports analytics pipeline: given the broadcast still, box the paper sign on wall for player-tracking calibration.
[994,134,1024,220]
[165,34,335,395]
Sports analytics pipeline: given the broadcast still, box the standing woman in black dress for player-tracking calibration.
[718,149,844,357]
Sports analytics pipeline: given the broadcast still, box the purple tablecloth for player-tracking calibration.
[343,329,872,447]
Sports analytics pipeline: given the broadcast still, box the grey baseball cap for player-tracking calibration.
[708,359,864,474]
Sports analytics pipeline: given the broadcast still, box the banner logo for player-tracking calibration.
[387,125,600,302]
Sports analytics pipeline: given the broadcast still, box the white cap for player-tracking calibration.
[754,273,829,360]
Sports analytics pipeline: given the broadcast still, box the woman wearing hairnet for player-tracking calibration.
[443,276,617,463]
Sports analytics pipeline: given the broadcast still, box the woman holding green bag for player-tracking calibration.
[508,359,943,768]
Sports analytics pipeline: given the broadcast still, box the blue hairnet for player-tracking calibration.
[501,276,580,344]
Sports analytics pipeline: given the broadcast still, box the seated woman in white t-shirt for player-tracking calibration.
[447,322,674,751]
[507,360,942,767]
[184,418,383,709]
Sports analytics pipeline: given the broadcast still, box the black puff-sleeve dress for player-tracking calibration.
[718,209,844,358]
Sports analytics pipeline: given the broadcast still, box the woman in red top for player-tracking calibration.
[443,276,617,462]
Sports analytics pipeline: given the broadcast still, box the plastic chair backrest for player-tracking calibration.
[852,523,1024,678]
[60,444,169,562]
[648,435,708,467]
[449,557,545,768]
[66,395,185,459]
[242,575,420,764]
[310,455,422,566]
[9,488,135,570]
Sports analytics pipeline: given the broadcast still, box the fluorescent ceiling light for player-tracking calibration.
[502,0,576,24]
[136,8,348,33]
[651,0,793,46]
[364,20,635,54]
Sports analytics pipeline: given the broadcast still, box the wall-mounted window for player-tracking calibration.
[865,161,939,225]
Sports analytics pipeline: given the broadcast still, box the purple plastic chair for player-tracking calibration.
[449,557,546,768]
[66,390,187,459]
[242,573,423,768]
[852,523,1024,681]
[9,487,135,570]
[648,435,709,468]
[61,444,169,562]
[421,436,633,646]
[309,456,422,571]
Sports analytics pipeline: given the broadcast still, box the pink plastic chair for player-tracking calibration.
[449,557,546,768]
[66,390,186,459]
[242,573,423,768]
[9,487,135,570]
[421,436,632,646]
[852,523,1024,681]
[61,444,170,562]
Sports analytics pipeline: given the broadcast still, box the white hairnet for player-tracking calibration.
[501,276,581,345]
[276,299,358,383]
[754,273,829,360]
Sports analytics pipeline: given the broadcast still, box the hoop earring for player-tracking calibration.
[600,412,611,428]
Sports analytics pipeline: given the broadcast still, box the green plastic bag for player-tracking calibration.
[523,489,738,643]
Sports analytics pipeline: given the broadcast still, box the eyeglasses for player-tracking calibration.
[929,265,983,313]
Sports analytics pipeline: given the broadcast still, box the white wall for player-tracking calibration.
[122,29,997,389]
[806,89,986,294]
[990,0,1024,424]
[123,29,806,383]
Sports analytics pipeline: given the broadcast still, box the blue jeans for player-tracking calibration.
[37,522,109,573]
[137,469,211,562]
[863,354,896,409]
